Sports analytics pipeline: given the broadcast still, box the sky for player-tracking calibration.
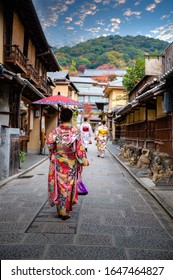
[32,0,173,48]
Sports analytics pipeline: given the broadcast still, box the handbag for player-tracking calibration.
[77,172,88,195]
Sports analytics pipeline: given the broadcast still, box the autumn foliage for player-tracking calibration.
[92,74,117,83]
[82,103,92,119]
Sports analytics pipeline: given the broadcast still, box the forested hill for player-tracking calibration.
[54,35,169,70]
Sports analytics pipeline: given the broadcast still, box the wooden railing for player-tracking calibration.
[4,45,27,73]
[36,76,52,96]
[22,64,39,85]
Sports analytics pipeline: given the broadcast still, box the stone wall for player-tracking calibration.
[120,144,173,183]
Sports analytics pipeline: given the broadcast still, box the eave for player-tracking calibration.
[2,0,60,72]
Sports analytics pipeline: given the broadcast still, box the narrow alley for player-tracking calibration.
[0,142,173,260]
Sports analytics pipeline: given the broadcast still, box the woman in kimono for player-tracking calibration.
[95,120,109,158]
[80,117,93,152]
[46,108,89,220]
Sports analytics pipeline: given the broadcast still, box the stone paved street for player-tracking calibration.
[0,143,173,259]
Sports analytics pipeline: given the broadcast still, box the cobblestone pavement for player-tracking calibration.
[0,143,173,259]
[107,143,173,219]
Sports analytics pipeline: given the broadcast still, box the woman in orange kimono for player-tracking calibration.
[46,108,89,220]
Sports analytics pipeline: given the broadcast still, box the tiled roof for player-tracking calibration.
[116,102,132,115]
[70,77,97,84]
[161,67,173,80]
[48,70,69,81]
[111,105,123,112]
[78,86,104,96]
[108,77,124,87]
[80,69,126,77]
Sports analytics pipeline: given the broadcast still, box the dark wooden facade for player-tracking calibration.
[114,42,173,155]
[0,0,60,178]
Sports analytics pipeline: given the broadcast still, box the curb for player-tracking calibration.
[107,146,173,219]
[0,156,49,188]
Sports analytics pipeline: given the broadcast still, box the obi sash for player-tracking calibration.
[82,126,89,132]
[98,128,108,136]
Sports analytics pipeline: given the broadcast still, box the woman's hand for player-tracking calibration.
[78,165,83,173]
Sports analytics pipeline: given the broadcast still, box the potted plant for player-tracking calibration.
[19,150,26,163]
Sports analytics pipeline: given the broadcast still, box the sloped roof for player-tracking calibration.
[111,106,123,112]
[103,77,124,95]
[80,69,126,77]
[49,70,69,81]
[108,77,124,87]
[70,76,97,84]
[78,86,104,96]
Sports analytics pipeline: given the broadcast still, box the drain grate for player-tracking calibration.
[19,175,34,179]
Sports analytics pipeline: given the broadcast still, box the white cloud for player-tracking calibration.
[114,0,127,5]
[85,27,101,33]
[134,1,140,6]
[102,34,110,37]
[113,0,127,7]
[110,22,120,30]
[64,17,73,23]
[64,0,75,4]
[96,20,105,25]
[150,23,173,42]
[49,4,68,14]
[160,11,173,20]
[38,11,58,29]
[80,3,97,16]
[123,8,141,17]
[102,0,111,5]
[146,3,156,12]
[161,14,170,20]
[66,26,74,30]
[74,20,84,26]
[111,18,121,23]
[146,1,162,12]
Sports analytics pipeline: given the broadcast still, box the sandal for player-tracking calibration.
[61,215,70,220]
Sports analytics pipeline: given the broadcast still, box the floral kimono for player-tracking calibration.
[46,124,89,217]
[95,124,109,158]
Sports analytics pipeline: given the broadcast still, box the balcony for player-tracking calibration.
[36,76,52,96]
[21,64,38,85]
[4,45,27,73]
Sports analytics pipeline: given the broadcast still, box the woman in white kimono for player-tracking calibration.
[80,117,93,152]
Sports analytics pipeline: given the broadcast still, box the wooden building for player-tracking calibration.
[113,42,173,182]
[53,70,79,101]
[0,0,60,179]
[114,43,173,153]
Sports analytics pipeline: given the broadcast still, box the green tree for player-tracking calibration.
[106,50,126,67]
[123,57,145,93]
[54,35,168,70]
[69,60,77,73]
[75,57,92,69]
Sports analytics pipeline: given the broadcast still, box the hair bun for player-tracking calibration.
[60,108,73,122]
